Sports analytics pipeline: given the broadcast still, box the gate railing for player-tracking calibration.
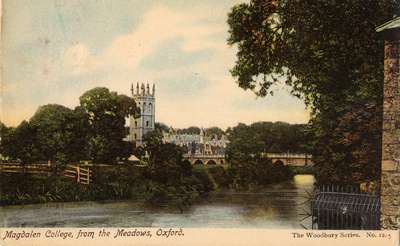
[311,184,380,230]
[62,165,92,185]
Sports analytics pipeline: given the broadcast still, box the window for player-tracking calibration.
[135,121,137,127]
[149,103,152,112]
[134,134,137,140]
[146,121,149,127]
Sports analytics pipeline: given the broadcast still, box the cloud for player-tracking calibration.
[2,1,308,128]
[63,43,98,75]
[139,37,214,71]
[57,4,309,129]
[61,5,226,75]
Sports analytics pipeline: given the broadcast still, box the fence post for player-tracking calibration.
[76,166,80,183]
[87,168,90,184]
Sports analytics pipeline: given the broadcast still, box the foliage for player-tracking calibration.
[79,87,138,163]
[311,98,382,184]
[1,87,138,165]
[226,121,307,161]
[28,104,88,164]
[207,166,231,188]
[227,0,399,184]
[205,127,225,138]
[0,121,11,159]
[176,126,201,135]
[132,129,214,206]
[227,155,293,188]
[1,105,88,164]
[225,121,300,188]
[171,126,225,139]
[154,122,170,133]
[0,121,39,163]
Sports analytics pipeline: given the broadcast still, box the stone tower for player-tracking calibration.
[377,17,400,229]
[129,82,155,146]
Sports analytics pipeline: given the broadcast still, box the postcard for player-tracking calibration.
[0,0,399,245]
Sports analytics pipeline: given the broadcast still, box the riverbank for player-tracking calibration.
[0,166,209,207]
[0,175,315,228]
[0,164,294,206]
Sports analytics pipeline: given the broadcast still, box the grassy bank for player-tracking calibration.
[0,163,295,206]
[0,165,212,207]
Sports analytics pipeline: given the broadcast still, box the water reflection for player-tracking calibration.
[0,175,315,228]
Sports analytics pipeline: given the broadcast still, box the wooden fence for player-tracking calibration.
[62,165,92,185]
[0,162,92,185]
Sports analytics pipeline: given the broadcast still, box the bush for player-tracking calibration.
[207,166,230,188]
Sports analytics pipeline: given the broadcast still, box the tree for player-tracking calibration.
[0,121,39,163]
[226,121,306,160]
[205,127,225,139]
[141,128,194,182]
[155,122,169,133]
[0,121,10,158]
[28,104,87,164]
[79,87,138,163]
[0,105,87,164]
[227,0,399,184]
[312,98,382,184]
[177,127,201,135]
[226,123,264,161]
[0,121,6,135]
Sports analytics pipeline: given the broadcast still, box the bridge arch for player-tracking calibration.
[206,160,217,165]
[194,159,204,165]
[273,159,285,166]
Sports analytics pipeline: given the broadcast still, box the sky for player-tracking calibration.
[1,0,309,129]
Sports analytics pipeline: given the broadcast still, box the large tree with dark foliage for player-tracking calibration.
[226,121,307,160]
[1,105,89,164]
[0,121,39,164]
[1,88,139,164]
[79,87,138,163]
[29,104,88,164]
[227,0,399,184]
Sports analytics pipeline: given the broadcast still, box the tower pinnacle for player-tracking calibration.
[141,83,145,95]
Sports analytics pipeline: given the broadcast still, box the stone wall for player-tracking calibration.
[381,36,400,230]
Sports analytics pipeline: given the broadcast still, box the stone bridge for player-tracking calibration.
[265,153,313,167]
[182,153,312,167]
[183,154,226,165]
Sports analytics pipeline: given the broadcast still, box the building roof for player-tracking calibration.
[376,16,400,33]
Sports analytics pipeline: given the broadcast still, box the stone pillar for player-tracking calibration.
[378,19,400,230]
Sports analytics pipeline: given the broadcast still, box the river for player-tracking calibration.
[0,174,314,228]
